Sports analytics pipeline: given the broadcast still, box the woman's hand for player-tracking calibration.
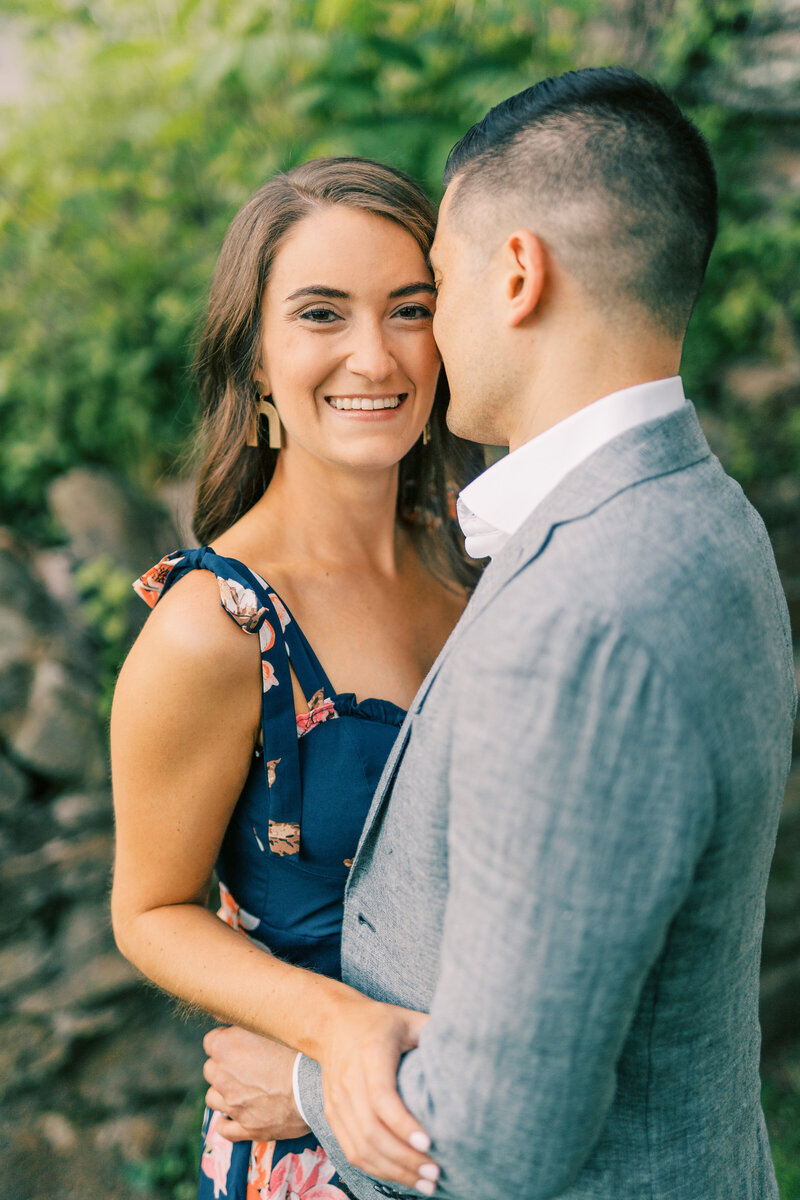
[316,996,439,1194]
[203,1027,310,1143]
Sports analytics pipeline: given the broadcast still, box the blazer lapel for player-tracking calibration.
[349,402,713,876]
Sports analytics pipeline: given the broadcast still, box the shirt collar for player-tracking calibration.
[457,376,687,560]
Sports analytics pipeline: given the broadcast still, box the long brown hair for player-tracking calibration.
[192,156,484,589]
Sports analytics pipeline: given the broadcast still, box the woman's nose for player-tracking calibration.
[345,320,397,382]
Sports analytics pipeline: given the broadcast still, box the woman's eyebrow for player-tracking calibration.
[285,285,348,301]
[389,282,437,298]
[284,282,436,302]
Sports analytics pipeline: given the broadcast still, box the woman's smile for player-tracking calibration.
[323,392,409,415]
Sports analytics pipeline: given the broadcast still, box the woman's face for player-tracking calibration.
[258,206,440,474]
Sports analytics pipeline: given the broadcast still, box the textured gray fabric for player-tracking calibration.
[298,402,797,1200]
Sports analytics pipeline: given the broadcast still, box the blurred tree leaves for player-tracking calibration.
[0,0,798,535]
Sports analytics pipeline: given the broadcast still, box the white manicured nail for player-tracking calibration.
[409,1130,431,1152]
[416,1181,436,1196]
[418,1162,440,1181]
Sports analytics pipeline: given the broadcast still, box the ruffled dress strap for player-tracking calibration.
[133,545,327,858]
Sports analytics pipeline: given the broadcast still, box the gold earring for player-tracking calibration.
[421,421,431,446]
[247,380,282,449]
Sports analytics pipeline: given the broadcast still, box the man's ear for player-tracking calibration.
[503,230,547,328]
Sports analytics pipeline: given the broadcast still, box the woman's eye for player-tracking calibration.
[395,304,433,320]
[300,307,339,324]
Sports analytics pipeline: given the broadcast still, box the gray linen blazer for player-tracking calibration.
[297,403,798,1200]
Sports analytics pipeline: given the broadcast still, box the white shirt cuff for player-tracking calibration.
[292,1052,310,1126]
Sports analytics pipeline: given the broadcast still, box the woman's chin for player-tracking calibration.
[317,427,426,473]
[334,441,419,473]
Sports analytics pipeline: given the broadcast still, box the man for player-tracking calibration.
[204,67,797,1198]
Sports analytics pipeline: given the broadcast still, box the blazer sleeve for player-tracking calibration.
[298,599,717,1200]
[394,600,716,1199]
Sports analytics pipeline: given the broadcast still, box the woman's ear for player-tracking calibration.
[503,230,547,328]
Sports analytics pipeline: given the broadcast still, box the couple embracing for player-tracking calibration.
[110,66,797,1200]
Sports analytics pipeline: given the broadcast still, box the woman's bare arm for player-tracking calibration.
[109,570,435,1188]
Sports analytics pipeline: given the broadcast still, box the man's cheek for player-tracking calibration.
[433,311,452,362]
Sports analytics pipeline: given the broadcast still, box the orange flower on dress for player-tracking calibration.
[296,699,337,738]
[247,1139,276,1199]
[132,552,185,607]
[218,577,268,633]
[269,593,291,631]
[262,660,279,691]
[259,619,276,653]
[268,821,300,856]
[217,881,261,933]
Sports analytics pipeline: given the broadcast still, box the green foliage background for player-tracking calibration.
[1,0,799,538]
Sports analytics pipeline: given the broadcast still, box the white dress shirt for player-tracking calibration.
[291,379,687,1125]
[457,377,688,560]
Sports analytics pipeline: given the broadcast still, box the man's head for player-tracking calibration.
[431,67,718,446]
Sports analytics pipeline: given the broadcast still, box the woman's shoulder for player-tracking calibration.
[130,552,260,684]
[113,556,262,767]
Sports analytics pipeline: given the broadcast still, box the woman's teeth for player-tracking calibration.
[326,394,406,411]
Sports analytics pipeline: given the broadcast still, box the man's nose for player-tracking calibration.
[345,320,397,382]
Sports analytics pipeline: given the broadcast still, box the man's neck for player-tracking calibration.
[506,339,682,452]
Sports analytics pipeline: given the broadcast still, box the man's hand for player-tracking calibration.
[203,1025,310,1143]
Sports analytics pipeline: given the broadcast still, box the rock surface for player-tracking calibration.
[0,485,203,1200]
[9,658,105,782]
[48,467,181,578]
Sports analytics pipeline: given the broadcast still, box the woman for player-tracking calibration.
[110,157,483,1200]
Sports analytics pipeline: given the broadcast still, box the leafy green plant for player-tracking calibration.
[74,555,140,718]
[762,1042,800,1200]
[125,1087,207,1199]
[2,0,796,540]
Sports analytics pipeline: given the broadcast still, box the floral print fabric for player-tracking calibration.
[132,550,186,607]
[133,548,404,1200]
[218,881,261,935]
[296,698,337,738]
[200,1115,348,1200]
[132,549,306,855]
[253,1147,348,1199]
[201,1111,234,1198]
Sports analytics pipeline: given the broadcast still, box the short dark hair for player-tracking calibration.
[443,67,718,338]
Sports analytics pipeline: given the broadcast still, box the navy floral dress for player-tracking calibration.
[134,545,406,1200]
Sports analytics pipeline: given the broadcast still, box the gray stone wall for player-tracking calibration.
[0,478,205,1200]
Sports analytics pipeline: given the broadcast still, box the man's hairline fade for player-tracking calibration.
[440,67,719,341]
